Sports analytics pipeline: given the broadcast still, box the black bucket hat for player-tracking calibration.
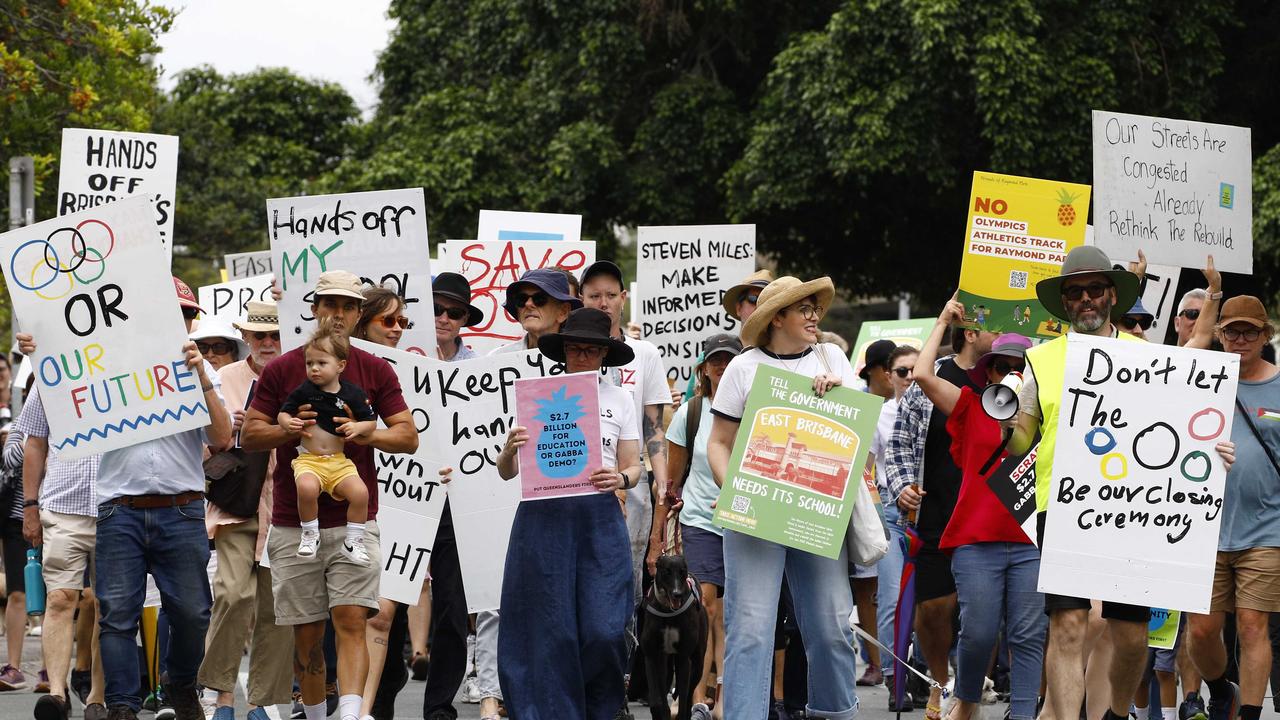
[432,272,485,327]
[538,308,635,367]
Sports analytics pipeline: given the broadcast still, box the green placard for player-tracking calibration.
[850,318,935,378]
[712,365,883,558]
[1148,608,1181,650]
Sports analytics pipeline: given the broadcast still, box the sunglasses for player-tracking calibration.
[564,343,605,358]
[434,304,468,321]
[891,367,913,378]
[1179,308,1201,321]
[181,307,199,320]
[1061,282,1113,301]
[378,315,413,329]
[1220,326,1262,342]
[1119,316,1153,331]
[742,293,760,305]
[197,341,234,355]
[510,291,551,309]
[992,359,1026,375]
[251,331,281,342]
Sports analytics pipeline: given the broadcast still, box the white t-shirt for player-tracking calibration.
[667,398,718,535]
[870,397,900,502]
[598,379,639,470]
[712,343,858,421]
[603,336,670,479]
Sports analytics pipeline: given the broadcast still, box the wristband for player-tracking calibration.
[201,383,215,392]
[23,500,38,509]
[1208,291,1223,300]
[620,471,631,489]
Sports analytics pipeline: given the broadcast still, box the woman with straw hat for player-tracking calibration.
[706,276,862,720]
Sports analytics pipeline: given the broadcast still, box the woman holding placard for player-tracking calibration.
[911,294,1044,720]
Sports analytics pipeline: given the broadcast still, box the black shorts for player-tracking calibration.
[914,544,957,602]
[1,516,29,594]
[1036,512,1147,623]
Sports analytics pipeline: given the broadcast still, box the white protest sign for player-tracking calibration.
[440,240,595,355]
[225,250,272,280]
[477,210,582,243]
[0,196,209,459]
[197,274,274,325]
[1137,262,1181,345]
[267,189,434,355]
[1092,110,1251,273]
[636,225,755,385]
[1040,334,1238,613]
[57,129,179,262]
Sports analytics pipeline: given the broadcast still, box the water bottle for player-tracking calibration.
[24,549,44,617]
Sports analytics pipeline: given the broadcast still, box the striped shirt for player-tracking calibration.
[12,387,100,518]
[2,427,26,520]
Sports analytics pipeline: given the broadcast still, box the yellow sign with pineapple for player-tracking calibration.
[958,171,1092,339]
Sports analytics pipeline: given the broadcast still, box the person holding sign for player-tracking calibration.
[1183,269,1280,720]
[705,276,861,720]
[912,296,1044,720]
[1005,247,1234,720]
[492,307,641,719]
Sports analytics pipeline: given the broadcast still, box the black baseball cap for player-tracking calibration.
[859,339,896,381]
[579,260,625,289]
[702,333,743,361]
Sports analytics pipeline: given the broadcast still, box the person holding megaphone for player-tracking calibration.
[911,293,1045,720]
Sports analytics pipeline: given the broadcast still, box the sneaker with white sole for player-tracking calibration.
[297,529,320,557]
[342,536,369,564]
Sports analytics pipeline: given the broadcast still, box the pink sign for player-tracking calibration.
[514,373,602,501]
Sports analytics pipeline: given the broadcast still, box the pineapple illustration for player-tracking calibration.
[1056,189,1080,226]
[534,385,590,478]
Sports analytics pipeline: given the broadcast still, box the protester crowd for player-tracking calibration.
[0,240,1276,720]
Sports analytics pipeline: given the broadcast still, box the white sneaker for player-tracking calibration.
[341,536,370,565]
[461,674,481,704]
[297,529,320,557]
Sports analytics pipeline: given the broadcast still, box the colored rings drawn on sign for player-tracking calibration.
[9,219,116,299]
[1082,411,1226,483]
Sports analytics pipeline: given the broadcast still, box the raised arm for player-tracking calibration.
[1185,255,1221,351]
[914,294,965,416]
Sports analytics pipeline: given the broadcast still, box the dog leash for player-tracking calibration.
[848,622,950,699]
[662,511,681,555]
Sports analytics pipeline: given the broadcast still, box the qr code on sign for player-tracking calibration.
[1009,270,1029,289]
[731,496,751,514]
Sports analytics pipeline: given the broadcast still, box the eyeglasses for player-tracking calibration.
[181,307,199,320]
[197,341,234,355]
[564,344,605,358]
[891,367,913,378]
[378,314,413,329]
[1119,316,1153,331]
[434,304,467,321]
[1220,326,1263,342]
[742,294,760,305]
[1178,308,1201,321]
[793,304,823,321]
[511,291,551,309]
[251,331,280,342]
[992,359,1026,375]
[1061,282,1113,301]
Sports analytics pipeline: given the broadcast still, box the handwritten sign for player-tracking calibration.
[439,239,595,355]
[1040,335,1238,613]
[635,225,755,385]
[225,250,272,280]
[477,210,581,243]
[958,172,1091,339]
[849,318,934,378]
[57,129,178,263]
[713,365,882,558]
[0,196,209,459]
[197,274,273,325]
[1093,111,1252,274]
[514,373,602,501]
[353,340,566,612]
[266,188,434,355]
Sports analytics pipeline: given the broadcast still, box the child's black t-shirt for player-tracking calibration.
[280,379,377,435]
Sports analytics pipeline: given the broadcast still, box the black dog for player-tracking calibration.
[640,554,709,720]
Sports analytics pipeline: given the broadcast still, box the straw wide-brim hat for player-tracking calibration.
[740,276,836,349]
[1034,246,1139,323]
[722,269,775,321]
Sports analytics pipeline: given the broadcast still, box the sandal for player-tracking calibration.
[925,703,943,720]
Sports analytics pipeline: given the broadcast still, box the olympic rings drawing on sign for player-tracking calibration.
[1180,451,1212,483]
[1101,452,1128,481]
[8,219,116,295]
[1187,408,1226,442]
[1084,427,1117,455]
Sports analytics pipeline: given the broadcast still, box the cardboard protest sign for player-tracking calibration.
[713,366,882,558]
[635,225,755,385]
[354,340,567,611]
[267,189,434,355]
[477,210,582,243]
[0,195,209,459]
[986,441,1040,546]
[57,129,179,263]
[1148,608,1181,650]
[1092,111,1252,274]
[225,250,272,280]
[514,373,602,501]
[439,239,595,355]
[197,274,273,325]
[1040,335,1238,613]
[375,506,440,605]
[958,172,1091,339]
[850,318,935,378]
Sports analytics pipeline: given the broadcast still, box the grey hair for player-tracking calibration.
[1177,288,1208,315]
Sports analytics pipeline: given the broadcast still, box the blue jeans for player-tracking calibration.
[96,501,212,710]
[723,529,859,720]
[950,543,1046,720]
[876,504,906,675]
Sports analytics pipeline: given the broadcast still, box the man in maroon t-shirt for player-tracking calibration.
[242,270,416,720]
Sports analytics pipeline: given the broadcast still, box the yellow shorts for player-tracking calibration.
[292,452,360,499]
